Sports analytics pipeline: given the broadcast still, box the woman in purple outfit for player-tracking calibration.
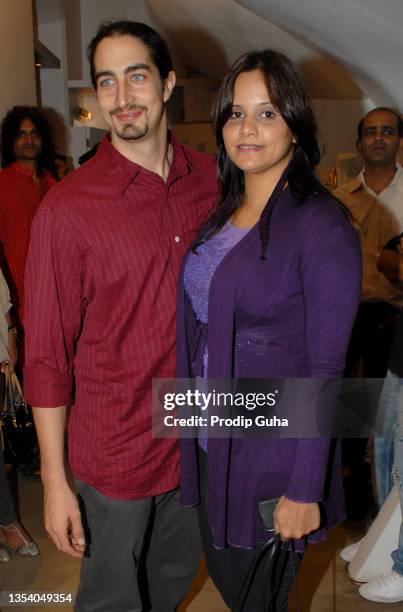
[177,49,362,610]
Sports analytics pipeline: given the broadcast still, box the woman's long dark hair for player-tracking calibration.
[194,49,329,258]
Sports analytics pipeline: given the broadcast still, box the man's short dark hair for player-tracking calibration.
[87,20,173,88]
[357,107,403,140]
[0,105,57,178]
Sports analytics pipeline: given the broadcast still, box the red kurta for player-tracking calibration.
[24,135,217,499]
[0,162,56,322]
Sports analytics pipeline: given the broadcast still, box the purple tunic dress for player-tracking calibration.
[177,188,362,550]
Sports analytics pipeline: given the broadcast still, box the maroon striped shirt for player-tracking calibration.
[24,135,217,499]
[0,162,55,322]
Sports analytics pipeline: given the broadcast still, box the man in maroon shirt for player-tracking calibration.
[24,21,216,612]
[0,106,56,329]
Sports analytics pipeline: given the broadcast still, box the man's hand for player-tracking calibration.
[43,481,85,558]
[274,495,320,541]
[32,407,84,557]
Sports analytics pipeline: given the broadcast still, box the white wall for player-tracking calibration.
[37,19,71,155]
[0,0,37,119]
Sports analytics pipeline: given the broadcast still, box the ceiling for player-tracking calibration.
[35,0,403,106]
[236,0,402,106]
[147,0,402,106]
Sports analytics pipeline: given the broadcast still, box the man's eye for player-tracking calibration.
[383,128,396,136]
[16,130,39,138]
[130,73,145,82]
[230,111,243,119]
[99,78,114,88]
[364,129,375,136]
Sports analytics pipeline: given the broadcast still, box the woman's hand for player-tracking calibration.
[273,495,320,540]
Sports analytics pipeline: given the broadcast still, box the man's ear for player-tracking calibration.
[163,71,176,103]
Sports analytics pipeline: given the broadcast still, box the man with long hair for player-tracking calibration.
[0,106,57,328]
[23,21,216,612]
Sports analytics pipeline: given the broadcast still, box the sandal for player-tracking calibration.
[1,521,39,556]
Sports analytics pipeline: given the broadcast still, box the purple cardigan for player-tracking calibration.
[177,188,362,549]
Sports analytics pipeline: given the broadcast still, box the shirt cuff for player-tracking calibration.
[23,366,73,407]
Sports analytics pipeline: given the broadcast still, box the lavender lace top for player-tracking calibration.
[184,222,250,450]
[184,222,250,327]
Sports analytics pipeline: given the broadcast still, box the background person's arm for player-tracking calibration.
[5,310,17,371]
[378,237,403,283]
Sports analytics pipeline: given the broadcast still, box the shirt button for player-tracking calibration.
[174,235,181,243]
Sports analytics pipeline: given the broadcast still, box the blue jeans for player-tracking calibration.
[391,374,403,575]
[374,371,399,509]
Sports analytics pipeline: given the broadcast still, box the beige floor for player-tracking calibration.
[0,472,401,612]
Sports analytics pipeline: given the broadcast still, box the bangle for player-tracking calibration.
[8,325,18,339]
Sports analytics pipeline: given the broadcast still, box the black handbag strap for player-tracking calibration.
[263,538,301,612]
[233,535,280,611]
[233,535,301,612]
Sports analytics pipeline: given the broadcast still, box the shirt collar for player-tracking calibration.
[10,161,36,178]
[358,162,403,195]
[95,131,192,197]
[9,161,53,184]
[344,173,364,194]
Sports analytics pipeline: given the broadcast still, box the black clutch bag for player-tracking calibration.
[258,497,280,532]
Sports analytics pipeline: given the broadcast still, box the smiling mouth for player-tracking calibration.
[237,144,263,152]
[115,111,144,122]
[111,105,147,122]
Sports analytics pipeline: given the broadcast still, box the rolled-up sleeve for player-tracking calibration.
[24,206,87,407]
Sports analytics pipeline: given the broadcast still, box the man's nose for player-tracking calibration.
[374,127,385,140]
[116,80,131,108]
[22,132,35,142]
